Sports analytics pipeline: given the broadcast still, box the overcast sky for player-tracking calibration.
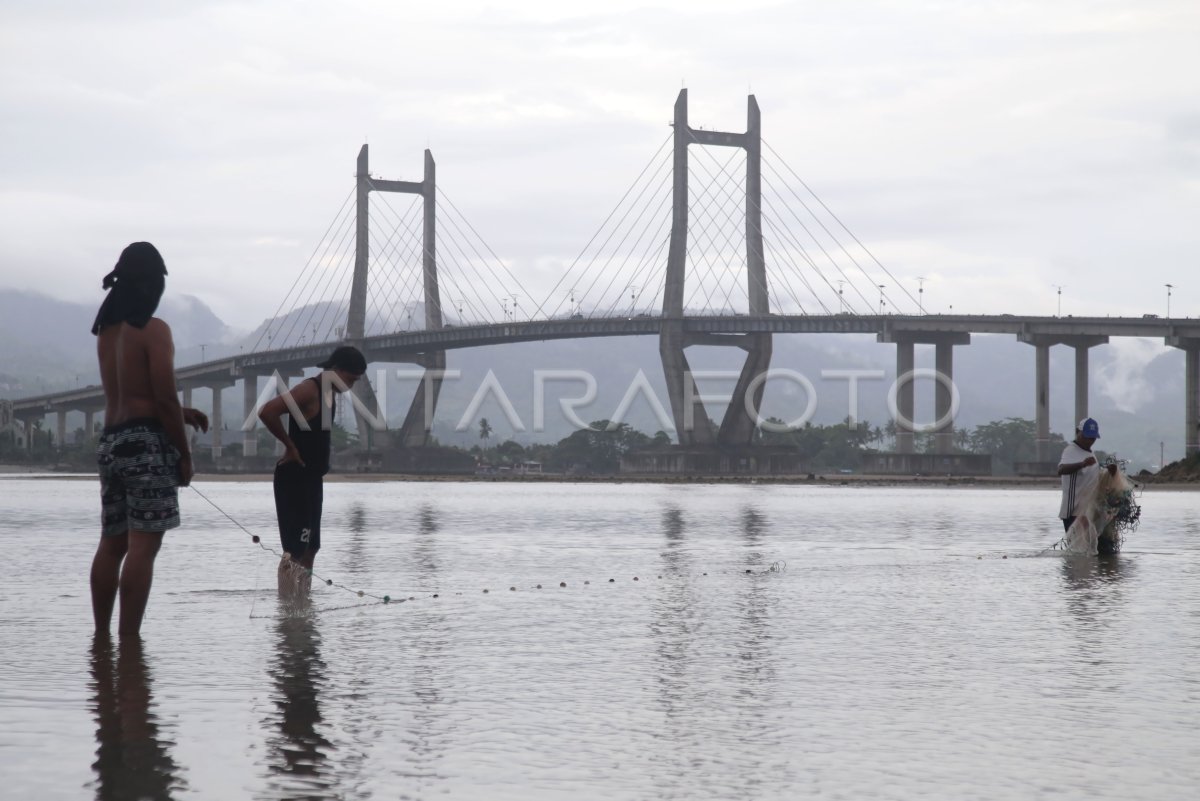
[2,0,1198,330]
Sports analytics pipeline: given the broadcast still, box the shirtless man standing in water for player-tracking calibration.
[91,242,208,636]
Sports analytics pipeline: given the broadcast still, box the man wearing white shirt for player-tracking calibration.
[1057,417,1118,554]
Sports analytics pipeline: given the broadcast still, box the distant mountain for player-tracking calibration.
[1,287,1187,470]
[0,288,235,395]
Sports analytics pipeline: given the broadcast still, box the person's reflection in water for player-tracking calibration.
[262,594,335,800]
[1060,554,1132,627]
[89,634,185,800]
[342,502,369,576]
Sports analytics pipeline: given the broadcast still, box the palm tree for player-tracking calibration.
[478,417,493,444]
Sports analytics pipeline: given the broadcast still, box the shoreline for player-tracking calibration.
[2,466,1194,489]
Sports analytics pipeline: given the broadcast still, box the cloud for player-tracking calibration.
[1,1,1199,329]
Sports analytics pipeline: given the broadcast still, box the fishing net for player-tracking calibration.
[1059,462,1141,555]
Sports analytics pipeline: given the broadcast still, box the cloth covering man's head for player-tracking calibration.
[91,242,168,335]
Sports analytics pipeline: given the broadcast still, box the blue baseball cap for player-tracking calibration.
[1077,417,1100,438]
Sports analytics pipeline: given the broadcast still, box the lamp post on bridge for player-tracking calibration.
[837,280,846,314]
[1166,283,1175,318]
[1052,284,1064,317]
[917,277,926,315]
[877,284,886,315]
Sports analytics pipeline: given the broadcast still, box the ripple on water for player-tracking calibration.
[1,480,1198,800]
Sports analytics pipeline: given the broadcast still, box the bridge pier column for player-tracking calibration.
[1019,334,1107,463]
[181,386,193,410]
[895,340,915,454]
[24,418,33,453]
[1074,345,1089,426]
[1034,342,1051,462]
[207,382,234,460]
[1168,336,1200,456]
[84,409,95,443]
[55,410,66,451]
[1187,345,1200,457]
[1068,336,1106,429]
[399,352,445,448]
[241,374,259,457]
[934,339,955,454]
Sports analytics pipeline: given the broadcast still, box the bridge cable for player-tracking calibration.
[578,158,674,318]
[761,189,847,310]
[760,238,812,315]
[683,149,747,315]
[685,145,757,314]
[250,186,354,353]
[366,225,419,334]
[565,146,672,317]
[434,201,516,323]
[438,188,535,319]
[529,133,672,320]
[681,158,744,314]
[761,168,875,313]
[762,142,918,312]
[764,139,920,310]
[760,195,844,313]
[269,198,359,350]
[593,187,673,319]
[595,197,674,319]
[252,188,355,353]
[683,151,751,314]
[567,148,673,318]
[368,196,430,332]
[761,161,874,313]
[372,190,453,326]
[374,189,493,326]
[685,166,747,314]
[436,191,526,321]
[688,138,775,315]
[277,206,358,347]
[272,197,359,347]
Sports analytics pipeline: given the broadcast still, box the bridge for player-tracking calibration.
[8,90,1200,462]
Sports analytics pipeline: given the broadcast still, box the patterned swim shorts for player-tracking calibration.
[96,418,181,537]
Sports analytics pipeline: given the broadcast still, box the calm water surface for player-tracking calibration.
[1,478,1198,800]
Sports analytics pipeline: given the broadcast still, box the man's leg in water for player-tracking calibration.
[118,530,164,636]
[91,533,129,633]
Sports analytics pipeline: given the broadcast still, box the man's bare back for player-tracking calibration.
[96,318,194,484]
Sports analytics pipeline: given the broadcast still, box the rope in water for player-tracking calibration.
[188,485,787,613]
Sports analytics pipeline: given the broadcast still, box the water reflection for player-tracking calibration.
[650,505,703,799]
[1060,554,1134,688]
[89,634,185,801]
[342,502,370,576]
[401,502,450,789]
[730,507,785,789]
[261,602,335,800]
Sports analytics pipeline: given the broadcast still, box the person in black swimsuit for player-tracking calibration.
[258,346,367,582]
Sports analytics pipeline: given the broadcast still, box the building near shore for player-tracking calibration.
[861,451,992,476]
[621,446,807,475]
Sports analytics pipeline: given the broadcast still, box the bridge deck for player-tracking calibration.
[9,313,1197,414]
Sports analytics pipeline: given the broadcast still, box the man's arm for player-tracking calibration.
[182,407,209,432]
[258,379,318,466]
[1057,456,1097,476]
[144,320,193,485]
